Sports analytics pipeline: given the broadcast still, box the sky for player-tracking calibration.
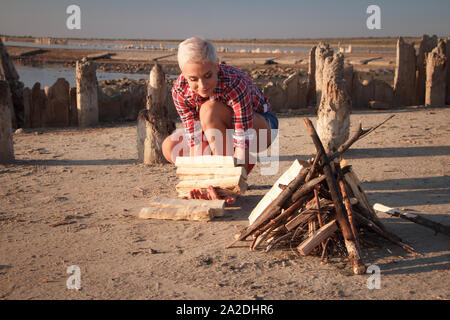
[1,0,449,40]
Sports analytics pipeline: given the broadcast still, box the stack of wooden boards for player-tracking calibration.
[174,155,248,198]
[137,156,247,222]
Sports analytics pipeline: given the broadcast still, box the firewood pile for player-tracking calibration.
[228,116,418,275]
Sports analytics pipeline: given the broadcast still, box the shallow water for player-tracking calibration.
[15,64,150,88]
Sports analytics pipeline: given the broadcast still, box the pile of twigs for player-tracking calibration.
[228,116,418,275]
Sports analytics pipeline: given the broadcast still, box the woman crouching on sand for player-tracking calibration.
[162,36,278,200]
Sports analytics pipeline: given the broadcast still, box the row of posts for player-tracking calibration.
[1,45,172,164]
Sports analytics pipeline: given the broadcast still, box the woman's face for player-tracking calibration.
[181,61,219,98]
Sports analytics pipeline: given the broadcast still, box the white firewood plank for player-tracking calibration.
[138,197,225,220]
[176,166,247,180]
[297,220,338,255]
[139,206,214,221]
[248,160,303,225]
[175,155,236,168]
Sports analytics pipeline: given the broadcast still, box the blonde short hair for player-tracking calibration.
[177,36,218,69]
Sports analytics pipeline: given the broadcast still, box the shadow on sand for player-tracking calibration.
[14,158,139,166]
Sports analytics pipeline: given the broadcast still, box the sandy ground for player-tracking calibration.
[0,106,449,300]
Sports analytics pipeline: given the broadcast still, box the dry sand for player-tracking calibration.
[1,106,449,300]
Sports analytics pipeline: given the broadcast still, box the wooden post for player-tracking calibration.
[0,80,14,164]
[30,82,46,128]
[425,40,447,107]
[415,35,438,105]
[76,58,98,127]
[307,46,317,106]
[137,63,174,164]
[316,53,351,153]
[314,42,333,108]
[393,37,417,106]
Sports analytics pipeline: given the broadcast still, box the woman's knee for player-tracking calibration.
[199,100,233,129]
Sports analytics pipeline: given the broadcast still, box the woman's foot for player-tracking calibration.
[186,185,237,204]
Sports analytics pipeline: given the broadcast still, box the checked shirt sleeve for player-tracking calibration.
[172,88,201,147]
[225,78,255,150]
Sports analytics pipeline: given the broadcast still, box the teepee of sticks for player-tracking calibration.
[228,115,418,275]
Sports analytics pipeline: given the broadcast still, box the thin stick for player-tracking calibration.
[314,187,326,251]
[336,163,362,254]
[329,115,395,162]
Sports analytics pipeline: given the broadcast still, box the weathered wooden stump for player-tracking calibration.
[44,78,70,127]
[69,87,78,126]
[314,42,334,108]
[307,46,316,106]
[393,37,417,106]
[76,58,98,127]
[415,35,438,105]
[445,38,450,105]
[0,80,14,164]
[137,64,175,164]
[1,38,24,129]
[30,82,46,128]
[23,87,32,128]
[425,40,447,107]
[316,53,351,153]
[282,73,306,109]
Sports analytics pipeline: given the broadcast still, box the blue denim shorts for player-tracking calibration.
[256,110,279,139]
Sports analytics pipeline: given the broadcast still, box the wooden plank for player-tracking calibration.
[138,197,225,221]
[248,160,303,225]
[146,197,225,216]
[139,206,213,221]
[176,166,247,180]
[178,173,243,181]
[176,175,247,197]
[374,203,450,237]
[175,155,236,168]
[297,220,338,256]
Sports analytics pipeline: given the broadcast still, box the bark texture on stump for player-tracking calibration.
[137,64,175,164]
[76,58,98,127]
[282,73,307,109]
[315,43,334,108]
[23,87,32,128]
[316,53,351,153]
[394,37,417,106]
[44,78,70,127]
[0,39,24,128]
[69,87,78,126]
[446,38,450,105]
[0,80,14,163]
[307,46,317,106]
[263,82,286,112]
[425,40,447,107]
[30,82,46,128]
[416,35,438,105]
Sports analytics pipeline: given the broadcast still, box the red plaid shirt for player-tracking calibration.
[172,64,271,149]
